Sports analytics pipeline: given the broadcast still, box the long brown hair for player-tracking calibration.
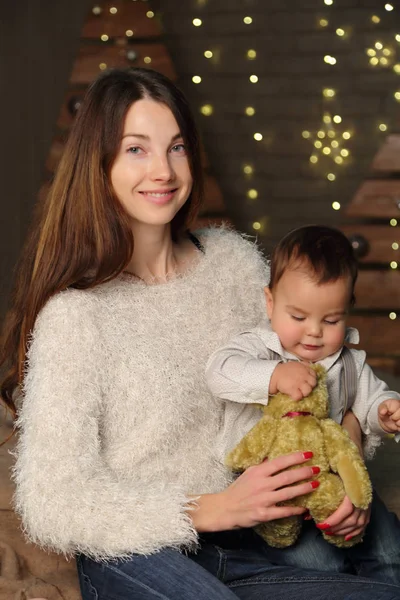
[0,67,204,419]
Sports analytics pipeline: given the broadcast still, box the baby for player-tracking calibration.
[206,224,400,583]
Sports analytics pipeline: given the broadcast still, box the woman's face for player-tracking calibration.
[110,99,193,230]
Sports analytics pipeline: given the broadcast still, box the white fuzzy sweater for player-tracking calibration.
[14,228,268,560]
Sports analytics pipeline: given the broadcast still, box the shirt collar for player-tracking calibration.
[255,320,359,368]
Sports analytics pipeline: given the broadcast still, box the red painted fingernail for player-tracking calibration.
[311,480,320,489]
[311,466,320,474]
[303,451,313,459]
[325,531,335,536]
[317,523,331,530]
[345,535,353,541]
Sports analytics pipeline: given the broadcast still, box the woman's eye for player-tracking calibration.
[171,143,186,153]
[127,146,142,154]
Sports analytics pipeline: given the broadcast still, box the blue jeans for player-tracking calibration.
[76,529,400,600]
[263,491,400,585]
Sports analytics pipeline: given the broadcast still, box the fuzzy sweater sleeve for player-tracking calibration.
[14,293,198,559]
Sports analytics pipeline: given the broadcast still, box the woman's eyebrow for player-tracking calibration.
[122,132,182,141]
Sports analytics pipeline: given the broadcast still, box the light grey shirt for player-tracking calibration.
[206,319,400,459]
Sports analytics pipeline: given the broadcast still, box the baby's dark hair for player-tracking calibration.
[269,225,358,305]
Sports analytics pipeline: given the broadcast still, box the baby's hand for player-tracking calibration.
[378,399,400,433]
[269,362,317,401]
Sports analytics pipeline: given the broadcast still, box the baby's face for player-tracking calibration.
[265,267,352,363]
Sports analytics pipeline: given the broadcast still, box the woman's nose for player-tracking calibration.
[149,155,175,181]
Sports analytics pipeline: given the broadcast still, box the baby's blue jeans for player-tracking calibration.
[264,491,400,585]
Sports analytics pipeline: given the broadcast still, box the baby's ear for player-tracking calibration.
[264,287,274,319]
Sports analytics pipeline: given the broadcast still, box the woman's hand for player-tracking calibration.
[189,451,319,532]
[317,495,371,541]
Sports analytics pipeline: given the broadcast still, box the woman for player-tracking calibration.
[1,68,399,600]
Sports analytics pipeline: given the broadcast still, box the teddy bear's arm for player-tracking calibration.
[226,415,277,471]
[320,419,372,509]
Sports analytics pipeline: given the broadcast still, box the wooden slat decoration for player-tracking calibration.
[347,315,399,356]
[354,271,400,310]
[45,137,66,173]
[70,44,176,84]
[82,1,161,39]
[346,180,400,218]
[367,357,400,375]
[341,224,400,263]
[202,175,225,214]
[371,135,400,173]
[57,87,88,130]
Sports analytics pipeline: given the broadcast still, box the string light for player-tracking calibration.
[204,50,213,58]
[396,34,400,42]
[192,75,202,84]
[319,19,329,27]
[92,6,102,15]
[367,43,393,68]
[247,49,257,59]
[99,63,107,70]
[371,15,380,24]
[243,165,254,175]
[146,10,155,18]
[394,91,400,101]
[125,29,134,37]
[332,201,341,209]
[390,219,398,226]
[385,3,394,11]
[247,189,258,199]
[249,75,258,83]
[323,88,336,98]
[144,56,152,64]
[100,34,109,41]
[324,0,333,5]
[379,123,388,131]
[303,104,352,174]
[389,312,397,320]
[336,28,345,37]
[393,64,400,74]
[392,242,399,250]
[328,173,336,181]
[243,16,253,24]
[193,18,202,26]
[245,106,255,116]
[254,133,263,141]
[390,261,398,269]
[324,55,337,65]
[252,221,261,230]
[200,104,213,116]
[110,6,117,14]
